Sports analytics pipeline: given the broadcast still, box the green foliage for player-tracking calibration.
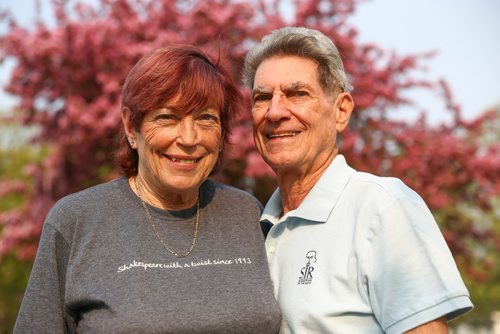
[0,143,46,211]
[0,144,44,180]
[0,256,32,333]
[447,196,500,327]
[463,272,500,328]
[0,136,46,332]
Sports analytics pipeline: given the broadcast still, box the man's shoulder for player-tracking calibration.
[348,171,423,204]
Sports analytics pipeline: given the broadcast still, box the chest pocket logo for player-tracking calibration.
[298,250,316,285]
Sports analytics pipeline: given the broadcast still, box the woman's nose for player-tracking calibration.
[178,118,198,146]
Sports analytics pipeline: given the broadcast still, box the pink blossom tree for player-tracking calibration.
[0,0,497,281]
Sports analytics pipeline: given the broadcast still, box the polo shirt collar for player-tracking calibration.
[261,154,356,225]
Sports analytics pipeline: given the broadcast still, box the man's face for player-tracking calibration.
[251,55,345,177]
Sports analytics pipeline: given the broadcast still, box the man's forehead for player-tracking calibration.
[253,56,321,89]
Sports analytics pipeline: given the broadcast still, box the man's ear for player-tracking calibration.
[335,92,354,133]
[121,106,137,142]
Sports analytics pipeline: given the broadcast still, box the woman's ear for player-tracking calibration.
[121,107,137,148]
[335,93,354,133]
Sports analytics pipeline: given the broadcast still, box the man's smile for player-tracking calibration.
[267,131,300,139]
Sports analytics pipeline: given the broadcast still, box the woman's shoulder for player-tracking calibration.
[41,177,129,241]
[47,177,129,222]
[56,177,128,207]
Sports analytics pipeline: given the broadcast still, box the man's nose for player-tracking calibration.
[178,118,198,146]
[265,94,291,122]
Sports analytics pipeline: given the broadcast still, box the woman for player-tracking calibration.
[15,46,281,333]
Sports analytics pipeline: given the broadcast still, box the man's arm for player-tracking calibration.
[405,317,448,334]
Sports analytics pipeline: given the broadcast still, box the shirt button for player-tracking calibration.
[268,246,275,253]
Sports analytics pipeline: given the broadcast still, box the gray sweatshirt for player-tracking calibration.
[15,177,281,333]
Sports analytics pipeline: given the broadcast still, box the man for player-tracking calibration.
[244,27,472,334]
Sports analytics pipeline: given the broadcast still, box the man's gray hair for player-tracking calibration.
[244,27,353,94]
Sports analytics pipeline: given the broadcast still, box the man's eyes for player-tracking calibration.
[253,91,309,105]
[287,90,309,98]
[253,94,272,103]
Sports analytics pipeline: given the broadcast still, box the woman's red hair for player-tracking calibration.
[115,45,242,177]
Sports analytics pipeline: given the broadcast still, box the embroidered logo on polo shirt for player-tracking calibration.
[298,250,316,285]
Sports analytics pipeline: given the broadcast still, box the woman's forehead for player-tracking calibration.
[164,86,224,113]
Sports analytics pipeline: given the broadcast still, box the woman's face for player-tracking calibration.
[131,103,222,202]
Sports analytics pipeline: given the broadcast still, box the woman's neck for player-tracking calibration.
[130,175,198,211]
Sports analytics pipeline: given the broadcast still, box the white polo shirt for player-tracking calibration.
[261,155,472,334]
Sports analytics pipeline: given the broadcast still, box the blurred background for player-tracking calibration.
[0,0,498,333]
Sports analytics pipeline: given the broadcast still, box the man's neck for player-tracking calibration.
[277,152,338,215]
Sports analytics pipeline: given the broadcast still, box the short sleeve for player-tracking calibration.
[364,196,473,334]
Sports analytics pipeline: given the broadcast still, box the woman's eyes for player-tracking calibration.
[153,113,219,123]
[155,114,177,121]
[199,114,220,122]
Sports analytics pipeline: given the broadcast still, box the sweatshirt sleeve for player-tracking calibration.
[14,221,73,333]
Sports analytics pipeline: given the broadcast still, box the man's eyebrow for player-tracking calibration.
[283,81,310,91]
[252,81,311,95]
[252,86,271,95]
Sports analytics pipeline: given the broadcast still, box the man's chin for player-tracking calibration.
[263,157,299,172]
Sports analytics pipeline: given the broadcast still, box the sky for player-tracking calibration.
[1,0,499,124]
[348,0,500,124]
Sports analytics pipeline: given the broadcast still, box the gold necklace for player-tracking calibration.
[134,177,200,258]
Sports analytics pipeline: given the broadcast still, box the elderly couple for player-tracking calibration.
[15,27,472,333]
